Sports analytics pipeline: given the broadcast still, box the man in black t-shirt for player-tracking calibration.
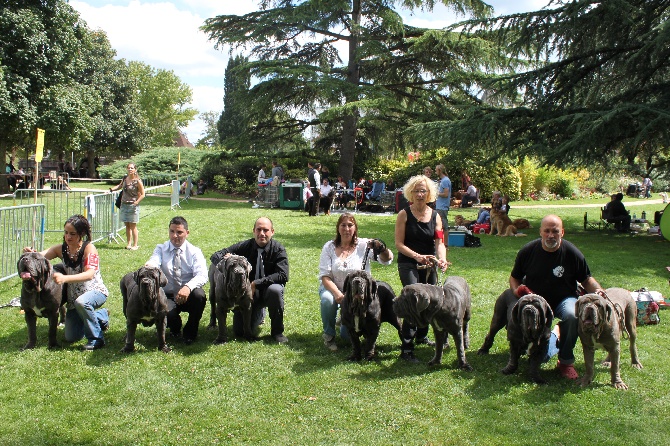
[510,215,605,380]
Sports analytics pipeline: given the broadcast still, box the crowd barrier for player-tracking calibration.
[1,177,188,281]
[0,205,45,282]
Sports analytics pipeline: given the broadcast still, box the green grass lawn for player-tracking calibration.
[0,197,668,445]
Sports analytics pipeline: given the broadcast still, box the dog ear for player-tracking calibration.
[368,277,377,302]
[544,301,554,326]
[512,297,524,326]
[415,290,432,313]
[158,269,168,287]
[342,274,351,298]
[133,269,140,283]
[39,255,51,291]
[604,300,613,323]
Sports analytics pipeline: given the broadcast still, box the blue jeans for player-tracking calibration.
[542,297,578,365]
[64,290,109,345]
[319,284,348,340]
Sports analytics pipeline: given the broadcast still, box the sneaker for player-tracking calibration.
[323,333,337,351]
[557,361,579,380]
[273,334,289,344]
[82,340,105,351]
[399,351,420,363]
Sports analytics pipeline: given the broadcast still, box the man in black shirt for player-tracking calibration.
[510,215,605,380]
[210,217,289,343]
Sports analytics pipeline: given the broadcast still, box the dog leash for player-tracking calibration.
[417,255,447,285]
[600,290,629,340]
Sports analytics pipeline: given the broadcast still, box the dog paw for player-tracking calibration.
[21,343,36,351]
[632,362,643,370]
[530,376,547,385]
[160,345,172,353]
[245,335,259,342]
[578,377,593,388]
[347,354,362,362]
[476,348,489,355]
[612,380,628,390]
[120,345,135,353]
[427,357,441,366]
[460,363,473,372]
[47,343,61,350]
[501,366,517,375]
[213,337,228,345]
[206,324,217,331]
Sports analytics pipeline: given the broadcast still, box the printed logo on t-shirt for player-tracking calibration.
[553,266,564,278]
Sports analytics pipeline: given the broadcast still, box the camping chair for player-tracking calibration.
[366,182,385,201]
[600,207,615,231]
[584,212,599,230]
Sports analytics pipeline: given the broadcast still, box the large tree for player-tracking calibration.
[424,0,670,179]
[203,0,493,181]
[218,55,251,148]
[128,61,198,147]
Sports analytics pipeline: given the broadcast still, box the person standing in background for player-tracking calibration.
[110,163,145,251]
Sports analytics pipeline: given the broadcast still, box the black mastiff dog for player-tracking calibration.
[208,254,254,343]
[120,266,170,353]
[17,252,63,350]
[576,288,642,390]
[340,270,402,361]
[393,277,472,370]
[478,290,554,384]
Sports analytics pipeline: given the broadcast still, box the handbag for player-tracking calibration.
[114,175,127,208]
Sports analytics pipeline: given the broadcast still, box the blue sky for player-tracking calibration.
[70,1,550,143]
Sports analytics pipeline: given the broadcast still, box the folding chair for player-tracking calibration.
[600,207,615,231]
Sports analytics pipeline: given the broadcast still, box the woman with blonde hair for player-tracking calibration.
[110,163,145,250]
[394,174,449,362]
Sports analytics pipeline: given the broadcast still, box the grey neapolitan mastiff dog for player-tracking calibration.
[393,276,472,370]
[340,270,402,361]
[478,290,554,384]
[576,288,642,390]
[120,266,170,353]
[208,254,254,343]
[17,252,63,350]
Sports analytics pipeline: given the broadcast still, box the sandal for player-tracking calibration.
[557,361,579,380]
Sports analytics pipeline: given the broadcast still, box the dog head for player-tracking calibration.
[217,255,252,295]
[393,283,444,328]
[454,215,466,226]
[342,270,377,315]
[512,294,553,342]
[134,266,166,302]
[576,294,612,336]
[17,252,52,293]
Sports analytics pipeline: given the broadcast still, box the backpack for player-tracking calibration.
[464,233,481,247]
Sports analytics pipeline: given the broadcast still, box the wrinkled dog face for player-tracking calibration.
[223,255,251,290]
[393,284,439,328]
[136,266,166,299]
[515,295,551,341]
[577,295,608,335]
[17,252,51,292]
[344,271,374,314]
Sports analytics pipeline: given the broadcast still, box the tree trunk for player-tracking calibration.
[338,0,361,183]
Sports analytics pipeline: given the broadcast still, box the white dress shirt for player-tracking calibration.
[147,240,208,295]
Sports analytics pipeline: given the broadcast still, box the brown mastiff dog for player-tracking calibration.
[120,266,170,353]
[576,288,643,390]
[393,277,472,370]
[17,252,63,349]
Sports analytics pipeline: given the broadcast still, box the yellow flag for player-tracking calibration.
[177,152,181,165]
[36,128,45,162]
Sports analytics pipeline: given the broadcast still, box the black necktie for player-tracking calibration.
[255,248,264,280]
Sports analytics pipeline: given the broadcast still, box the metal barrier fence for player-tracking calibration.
[85,193,123,244]
[0,204,45,282]
[13,189,96,232]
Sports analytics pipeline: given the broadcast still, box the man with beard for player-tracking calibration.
[509,215,604,380]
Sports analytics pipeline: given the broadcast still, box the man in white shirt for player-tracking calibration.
[146,216,208,344]
[462,182,478,207]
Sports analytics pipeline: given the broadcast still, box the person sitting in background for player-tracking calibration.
[257,164,267,184]
[386,178,396,191]
[196,180,207,195]
[501,196,511,214]
[605,193,631,232]
[461,182,478,207]
[53,175,71,190]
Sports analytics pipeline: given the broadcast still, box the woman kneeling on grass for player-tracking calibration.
[23,214,109,350]
[318,213,394,351]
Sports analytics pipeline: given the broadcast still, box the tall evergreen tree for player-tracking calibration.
[218,55,251,148]
[425,0,670,178]
[203,0,493,181]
